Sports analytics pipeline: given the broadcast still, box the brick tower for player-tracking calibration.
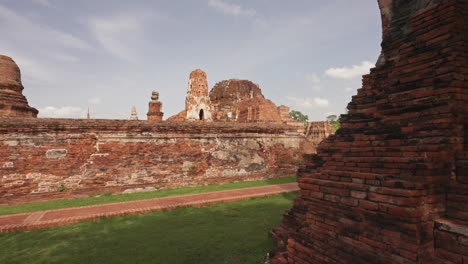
[270,0,468,263]
[147,90,163,121]
[185,69,213,121]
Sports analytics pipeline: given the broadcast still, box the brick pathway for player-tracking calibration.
[0,183,298,233]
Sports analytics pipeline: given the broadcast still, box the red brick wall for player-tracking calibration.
[270,0,468,263]
[305,121,334,151]
[0,118,305,205]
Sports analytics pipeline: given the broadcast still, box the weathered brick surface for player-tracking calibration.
[147,90,163,121]
[271,0,468,263]
[0,55,38,118]
[305,121,334,152]
[0,118,305,205]
[210,79,264,121]
[185,69,214,121]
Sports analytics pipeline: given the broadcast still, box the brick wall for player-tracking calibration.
[0,118,305,205]
[270,0,468,263]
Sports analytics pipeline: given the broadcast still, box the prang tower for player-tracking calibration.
[185,69,213,121]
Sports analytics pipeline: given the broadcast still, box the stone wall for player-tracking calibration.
[270,0,468,263]
[0,118,305,205]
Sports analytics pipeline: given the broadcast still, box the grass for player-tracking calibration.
[0,192,297,264]
[0,176,296,216]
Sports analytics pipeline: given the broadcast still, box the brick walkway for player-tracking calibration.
[0,183,298,233]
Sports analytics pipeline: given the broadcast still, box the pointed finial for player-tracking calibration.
[130,106,138,120]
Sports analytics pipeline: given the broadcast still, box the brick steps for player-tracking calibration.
[434,218,468,263]
[0,182,299,233]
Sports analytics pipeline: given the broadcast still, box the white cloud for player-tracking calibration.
[313,97,330,107]
[31,0,52,7]
[306,72,320,84]
[286,96,330,109]
[11,55,54,84]
[51,53,80,62]
[38,106,86,118]
[208,0,256,17]
[0,5,92,51]
[87,97,102,105]
[345,87,354,92]
[325,61,374,80]
[87,14,152,62]
[305,72,321,91]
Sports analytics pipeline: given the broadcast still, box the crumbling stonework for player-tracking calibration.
[210,79,263,121]
[147,90,163,121]
[209,79,296,124]
[0,118,305,205]
[0,55,38,118]
[278,105,307,134]
[305,121,334,151]
[236,97,283,123]
[185,69,213,121]
[270,0,468,263]
[170,78,310,128]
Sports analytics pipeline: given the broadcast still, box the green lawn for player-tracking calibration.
[0,192,297,264]
[0,176,296,215]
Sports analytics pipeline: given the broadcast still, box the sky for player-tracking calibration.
[0,0,382,121]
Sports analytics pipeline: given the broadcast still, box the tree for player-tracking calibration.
[326,115,337,122]
[290,110,309,123]
[330,120,341,132]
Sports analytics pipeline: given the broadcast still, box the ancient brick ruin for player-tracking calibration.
[147,90,163,121]
[0,118,306,205]
[0,55,326,205]
[209,78,285,123]
[169,76,306,132]
[210,79,264,121]
[185,69,214,121]
[0,55,38,118]
[305,121,334,151]
[270,0,468,263]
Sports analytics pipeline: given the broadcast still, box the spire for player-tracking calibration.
[86,107,90,119]
[130,106,138,120]
[147,90,164,121]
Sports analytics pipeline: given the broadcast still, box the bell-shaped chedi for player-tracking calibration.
[185,69,213,121]
[147,90,163,121]
[0,55,38,118]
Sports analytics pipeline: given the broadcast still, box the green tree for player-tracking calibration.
[326,115,337,122]
[290,110,309,123]
[330,120,341,132]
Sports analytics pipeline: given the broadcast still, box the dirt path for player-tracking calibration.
[0,183,299,233]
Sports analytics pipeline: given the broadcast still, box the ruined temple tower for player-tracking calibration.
[147,90,163,121]
[129,106,138,120]
[0,55,38,118]
[185,69,213,121]
[270,0,468,263]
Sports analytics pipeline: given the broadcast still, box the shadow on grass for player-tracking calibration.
[0,192,298,264]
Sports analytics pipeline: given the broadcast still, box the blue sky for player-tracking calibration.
[0,0,382,121]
